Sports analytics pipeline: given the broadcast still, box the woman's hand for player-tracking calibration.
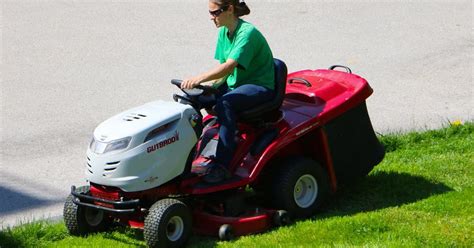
[181,76,203,89]
[182,59,237,89]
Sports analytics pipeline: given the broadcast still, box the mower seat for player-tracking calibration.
[238,58,288,123]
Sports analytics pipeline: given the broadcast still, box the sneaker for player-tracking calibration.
[203,163,231,183]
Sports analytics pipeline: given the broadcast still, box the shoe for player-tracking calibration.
[203,163,231,183]
[191,157,215,175]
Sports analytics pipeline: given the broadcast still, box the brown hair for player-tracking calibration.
[211,0,250,17]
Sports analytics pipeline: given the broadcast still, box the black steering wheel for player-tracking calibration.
[171,79,220,108]
[171,79,220,96]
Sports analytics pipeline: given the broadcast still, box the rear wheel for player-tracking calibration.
[269,157,329,218]
[144,198,192,248]
[63,186,112,236]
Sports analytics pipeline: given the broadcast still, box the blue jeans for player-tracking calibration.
[200,83,274,168]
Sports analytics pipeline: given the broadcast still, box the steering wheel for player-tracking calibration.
[171,79,220,96]
[171,79,220,108]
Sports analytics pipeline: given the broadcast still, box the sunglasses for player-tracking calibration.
[209,5,229,17]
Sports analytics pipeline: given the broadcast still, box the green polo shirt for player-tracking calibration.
[214,19,274,90]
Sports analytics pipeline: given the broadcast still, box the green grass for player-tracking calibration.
[1,122,473,247]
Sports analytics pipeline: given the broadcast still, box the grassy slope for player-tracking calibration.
[1,123,473,247]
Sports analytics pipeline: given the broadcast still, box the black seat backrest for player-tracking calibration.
[239,58,288,122]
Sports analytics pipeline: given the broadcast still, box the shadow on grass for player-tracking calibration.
[0,221,67,248]
[101,225,217,248]
[0,230,23,248]
[319,171,452,217]
[87,171,453,247]
[100,227,146,247]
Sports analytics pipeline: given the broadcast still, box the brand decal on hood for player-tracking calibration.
[147,131,180,153]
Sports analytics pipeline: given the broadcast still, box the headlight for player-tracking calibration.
[90,137,131,154]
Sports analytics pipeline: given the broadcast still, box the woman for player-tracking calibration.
[182,0,275,183]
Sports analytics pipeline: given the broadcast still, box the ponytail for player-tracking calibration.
[234,1,250,17]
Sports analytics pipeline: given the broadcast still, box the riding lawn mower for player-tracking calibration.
[64,59,385,247]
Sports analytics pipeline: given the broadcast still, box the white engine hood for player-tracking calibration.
[93,100,189,143]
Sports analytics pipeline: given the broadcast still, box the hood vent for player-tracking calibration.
[87,157,93,174]
[123,113,147,122]
[103,161,120,177]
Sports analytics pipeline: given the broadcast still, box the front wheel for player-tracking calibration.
[144,198,192,248]
[63,186,112,236]
[269,157,329,218]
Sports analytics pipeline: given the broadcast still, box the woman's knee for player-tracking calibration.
[215,98,233,116]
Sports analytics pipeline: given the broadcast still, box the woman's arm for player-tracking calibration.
[181,59,238,89]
